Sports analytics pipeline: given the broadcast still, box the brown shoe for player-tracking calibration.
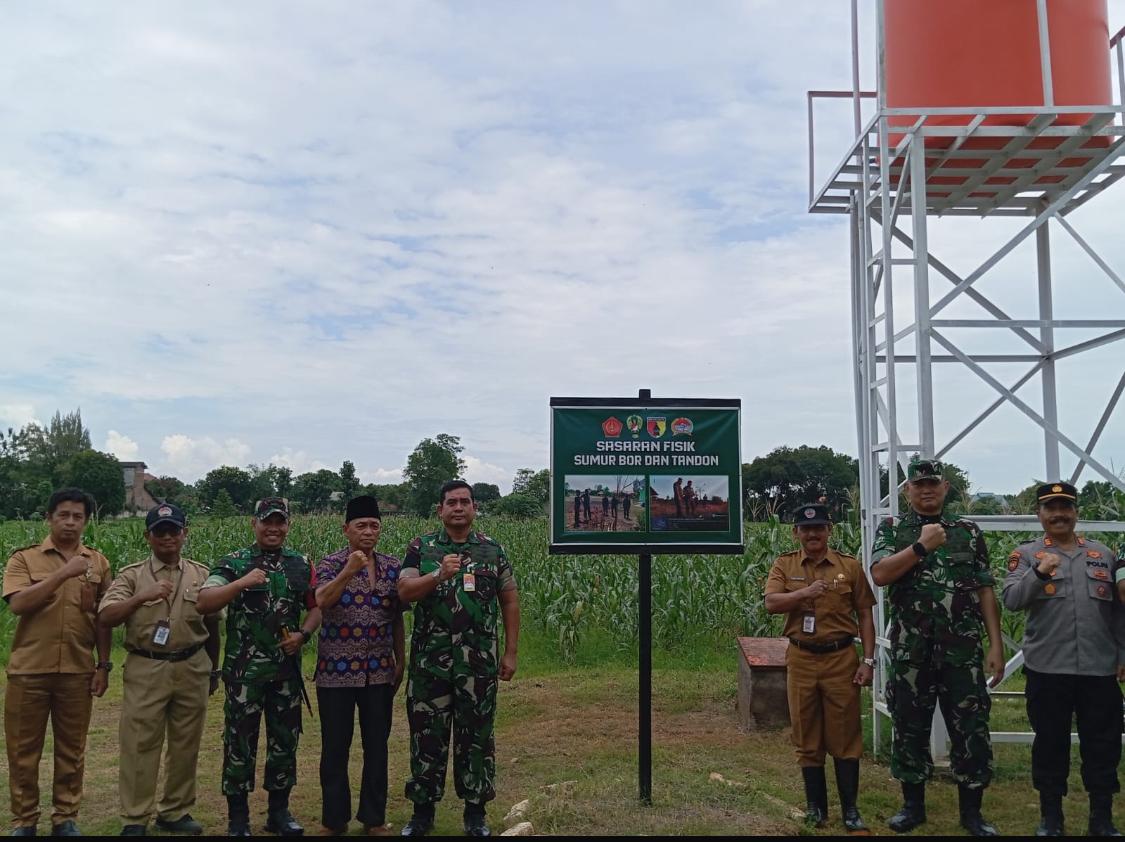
[319,825,347,836]
[365,823,394,836]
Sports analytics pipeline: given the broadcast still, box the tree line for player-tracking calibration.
[1,410,1120,522]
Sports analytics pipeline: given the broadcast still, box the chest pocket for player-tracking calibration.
[468,565,499,603]
[1086,565,1113,602]
[80,574,102,614]
[946,552,981,592]
[1034,564,1067,601]
[826,578,853,609]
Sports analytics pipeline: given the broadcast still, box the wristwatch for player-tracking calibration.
[911,541,928,559]
[862,657,876,668]
[96,661,113,673]
[298,629,311,644]
[430,568,441,581]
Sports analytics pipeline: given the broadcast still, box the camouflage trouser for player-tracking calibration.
[222,676,303,795]
[405,647,498,806]
[886,641,993,787]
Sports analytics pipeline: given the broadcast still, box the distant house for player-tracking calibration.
[121,461,158,514]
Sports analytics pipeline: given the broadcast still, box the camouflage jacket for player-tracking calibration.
[203,544,317,683]
[400,529,515,671]
[871,510,994,649]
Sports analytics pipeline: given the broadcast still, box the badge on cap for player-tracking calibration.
[804,508,815,520]
[1052,484,1063,493]
[158,506,172,518]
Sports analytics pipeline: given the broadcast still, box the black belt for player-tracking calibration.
[127,642,205,662]
[788,636,855,654]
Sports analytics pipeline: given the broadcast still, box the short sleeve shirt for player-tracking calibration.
[201,544,317,683]
[765,549,876,641]
[98,556,212,653]
[3,538,112,675]
[315,549,401,688]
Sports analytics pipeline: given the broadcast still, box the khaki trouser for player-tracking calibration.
[4,672,94,828]
[786,644,863,767]
[119,649,211,823]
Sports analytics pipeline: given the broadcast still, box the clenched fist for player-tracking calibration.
[1036,552,1062,577]
[345,550,368,575]
[139,579,175,603]
[239,568,268,589]
[804,579,828,599]
[919,523,947,552]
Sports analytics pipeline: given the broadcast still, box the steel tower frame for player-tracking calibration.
[808,0,1125,758]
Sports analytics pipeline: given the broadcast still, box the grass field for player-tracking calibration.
[1,515,1124,834]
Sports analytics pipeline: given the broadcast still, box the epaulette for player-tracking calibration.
[1017,537,1038,546]
[229,548,253,560]
[281,547,307,560]
[10,543,39,554]
[117,560,146,573]
[776,549,801,559]
[184,558,210,573]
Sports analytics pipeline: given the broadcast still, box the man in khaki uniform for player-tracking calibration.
[765,503,876,833]
[98,503,221,836]
[3,488,113,837]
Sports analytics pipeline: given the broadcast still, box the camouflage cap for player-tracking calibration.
[254,497,290,520]
[907,455,944,482]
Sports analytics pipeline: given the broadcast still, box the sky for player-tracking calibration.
[1,1,1123,496]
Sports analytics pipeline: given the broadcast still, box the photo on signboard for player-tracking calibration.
[648,475,730,532]
[562,475,646,533]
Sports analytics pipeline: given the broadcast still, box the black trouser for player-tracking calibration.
[317,684,395,829]
[1025,668,1123,797]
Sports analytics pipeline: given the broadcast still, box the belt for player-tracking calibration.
[788,636,855,654]
[127,642,205,662]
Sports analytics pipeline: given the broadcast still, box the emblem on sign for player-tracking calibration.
[671,417,694,436]
[602,417,623,438]
[626,415,643,437]
[646,417,667,438]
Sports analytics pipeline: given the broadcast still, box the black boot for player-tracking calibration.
[887,781,926,833]
[1035,792,1064,837]
[958,784,999,837]
[1088,793,1123,836]
[833,758,868,834]
[801,766,829,828]
[265,789,304,836]
[463,803,491,837]
[400,804,435,837]
[227,793,251,837]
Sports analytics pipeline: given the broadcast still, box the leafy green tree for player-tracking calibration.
[403,434,466,515]
[471,483,502,505]
[146,475,187,503]
[491,492,542,518]
[210,488,239,518]
[511,468,550,505]
[364,482,407,511]
[58,449,125,517]
[339,461,361,505]
[196,466,256,513]
[291,469,341,513]
[742,446,858,521]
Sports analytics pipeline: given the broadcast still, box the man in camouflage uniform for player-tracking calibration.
[870,457,1005,836]
[396,480,520,837]
[196,497,321,836]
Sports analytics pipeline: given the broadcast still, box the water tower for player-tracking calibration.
[808,0,1125,756]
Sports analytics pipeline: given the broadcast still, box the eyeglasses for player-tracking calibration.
[150,525,184,538]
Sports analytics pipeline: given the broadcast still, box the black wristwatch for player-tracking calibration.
[911,542,928,559]
[96,661,113,673]
[298,629,311,644]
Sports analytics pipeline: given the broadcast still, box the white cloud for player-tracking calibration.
[363,466,405,485]
[0,0,1121,494]
[159,434,252,482]
[0,404,40,431]
[463,455,511,494]
[104,430,139,462]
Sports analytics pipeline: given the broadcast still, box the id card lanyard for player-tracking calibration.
[460,550,476,592]
[149,558,181,647]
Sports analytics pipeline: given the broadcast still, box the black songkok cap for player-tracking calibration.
[345,495,382,523]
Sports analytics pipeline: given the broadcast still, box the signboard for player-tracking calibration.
[549,397,743,553]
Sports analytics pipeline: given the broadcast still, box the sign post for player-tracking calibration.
[549,392,743,804]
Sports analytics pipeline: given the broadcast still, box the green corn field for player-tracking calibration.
[1,515,1121,665]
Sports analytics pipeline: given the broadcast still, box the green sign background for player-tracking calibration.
[550,402,742,551]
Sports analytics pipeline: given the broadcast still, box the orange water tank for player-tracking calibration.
[885,0,1112,196]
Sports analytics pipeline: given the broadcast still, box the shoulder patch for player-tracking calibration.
[476,531,500,546]
[184,558,210,572]
[1007,551,1021,572]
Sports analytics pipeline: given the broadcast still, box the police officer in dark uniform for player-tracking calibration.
[1002,482,1125,837]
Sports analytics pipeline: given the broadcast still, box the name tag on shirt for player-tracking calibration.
[463,573,476,592]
